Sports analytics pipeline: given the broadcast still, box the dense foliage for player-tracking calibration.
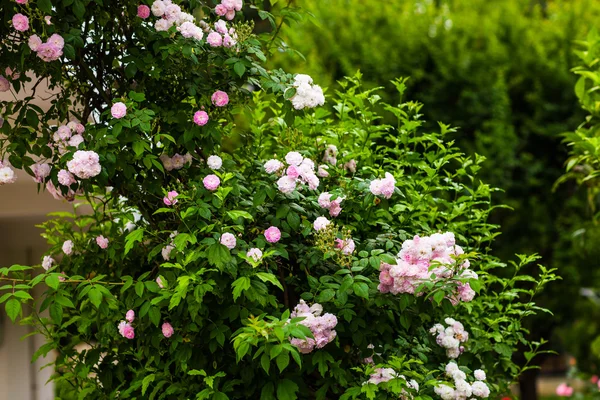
[0,0,558,398]
[557,29,600,373]
[271,0,600,392]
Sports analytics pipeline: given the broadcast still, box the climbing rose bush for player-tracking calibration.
[0,0,557,398]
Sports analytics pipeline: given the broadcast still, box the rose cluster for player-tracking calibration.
[378,232,477,303]
[215,0,242,20]
[264,151,320,194]
[434,361,490,400]
[160,153,193,171]
[28,34,65,62]
[150,0,203,40]
[369,172,396,199]
[52,120,86,155]
[67,150,102,179]
[289,74,325,110]
[430,318,469,359]
[289,300,337,354]
[318,192,344,217]
[366,368,419,395]
[206,20,237,48]
[0,161,17,185]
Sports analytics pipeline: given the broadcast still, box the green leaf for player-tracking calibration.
[37,0,53,13]
[50,303,63,324]
[286,212,300,230]
[277,379,299,400]
[232,277,251,301]
[316,289,335,303]
[207,243,232,268]
[352,282,369,299]
[142,374,155,395]
[261,382,276,400]
[234,62,246,77]
[125,229,144,255]
[261,352,270,374]
[5,299,21,322]
[73,0,85,18]
[45,275,60,290]
[148,306,161,327]
[135,281,145,297]
[227,210,253,221]
[88,287,103,308]
[276,351,290,373]
[255,273,283,290]
[433,290,445,305]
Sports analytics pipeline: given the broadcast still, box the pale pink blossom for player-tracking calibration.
[111,102,127,119]
[264,159,284,174]
[42,255,54,270]
[211,90,229,106]
[31,163,51,183]
[264,226,281,243]
[0,77,9,92]
[44,16,52,25]
[126,310,135,323]
[62,240,74,255]
[156,276,165,288]
[207,32,223,47]
[28,35,42,51]
[69,134,84,147]
[207,155,222,170]
[96,235,109,249]
[12,14,29,32]
[162,322,174,338]
[220,232,236,249]
[118,321,135,339]
[67,150,102,179]
[203,174,220,191]
[313,217,330,231]
[163,190,179,206]
[246,248,263,262]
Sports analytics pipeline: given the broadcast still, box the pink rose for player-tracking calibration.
[111,102,127,119]
[203,174,220,191]
[137,4,150,18]
[162,322,174,338]
[0,77,10,92]
[211,90,229,107]
[96,235,109,249]
[215,4,228,16]
[220,232,236,249]
[44,16,52,25]
[28,35,42,51]
[163,190,179,206]
[12,14,29,32]
[193,110,209,126]
[16,0,28,4]
[264,226,281,243]
[556,384,573,397]
[126,310,135,323]
[206,32,223,47]
[118,321,135,339]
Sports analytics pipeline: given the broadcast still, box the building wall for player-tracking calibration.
[0,170,77,400]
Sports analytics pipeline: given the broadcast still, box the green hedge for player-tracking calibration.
[270,0,600,376]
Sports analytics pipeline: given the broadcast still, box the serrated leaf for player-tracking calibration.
[231,277,251,301]
[5,299,21,322]
[352,282,369,299]
[277,378,299,400]
[88,287,102,308]
[142,374,155,395]
[276,351,290,373]
[125,229,144,255]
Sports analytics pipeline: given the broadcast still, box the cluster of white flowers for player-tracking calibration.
[264,151,320,193]
[434,361,489,400]
[289,74,325,110]
[430,318,468,359]
[151,0,202,40]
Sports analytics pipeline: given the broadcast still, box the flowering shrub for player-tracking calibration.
[0,0,558,399]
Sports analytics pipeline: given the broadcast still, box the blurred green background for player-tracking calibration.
[266,0,600,398]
